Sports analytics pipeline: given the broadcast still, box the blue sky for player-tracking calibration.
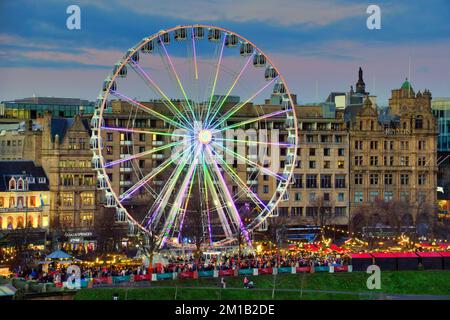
[0,0,449,105]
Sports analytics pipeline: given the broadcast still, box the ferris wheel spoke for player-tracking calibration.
[143,144,196,230]
[203,35,226,125]
[205,146,251,244]
[202,161,234,240]
[191,27,199,81]
[212,141,288,183]
[110,89,191,131]
[128,59,193,129]
[119,143,194,202]
[214,108,291,133]
[158,36,198,124]
[104,140,186,168]
[199,165,213,246]
[210,76,279,129]
[209,150,269,213]
[205,52,255,128]
[159,146,202,248]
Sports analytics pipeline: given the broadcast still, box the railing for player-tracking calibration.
[0,206,43,213]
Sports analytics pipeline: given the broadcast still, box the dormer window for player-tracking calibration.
[8,178,16,190]
[28,177,35,184]
[38,177,46,184]
[17,178,24,190]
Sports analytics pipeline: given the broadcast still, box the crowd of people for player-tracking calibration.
[6,250,350,285]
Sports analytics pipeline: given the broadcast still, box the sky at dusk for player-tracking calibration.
[0,0,449,105]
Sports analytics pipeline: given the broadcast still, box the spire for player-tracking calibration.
[356,67,366,94]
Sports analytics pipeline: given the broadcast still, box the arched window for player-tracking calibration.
[7,216,13,229]
[17,178,24,190]
[17,216,24,229]
[9,178,16,190]
[9,197,15,208]
[415,116,423,129]
[17,196,24,208]
[27,216,34,228]
[370,120,374,131]
[403,122,407,129]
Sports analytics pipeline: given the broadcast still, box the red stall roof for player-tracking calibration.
[416,252,442,258]
[371,252,397,258]
[439,252,450,257]
[391,252,418,258]
[349,253,372,259]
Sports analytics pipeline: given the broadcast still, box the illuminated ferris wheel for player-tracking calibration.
[90,25,298,249]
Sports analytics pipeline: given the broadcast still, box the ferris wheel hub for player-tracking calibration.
[198,129,213,145]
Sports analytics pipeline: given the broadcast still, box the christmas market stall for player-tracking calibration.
[348,253,373,271]
[440,252,450,270]
[416,252,443,270]
[371,252,397,271]
[393,252,419,270]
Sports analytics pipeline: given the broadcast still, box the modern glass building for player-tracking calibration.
[0,97,96,119]
[432,98,450,152]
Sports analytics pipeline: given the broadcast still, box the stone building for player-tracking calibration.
[348,79,438,226]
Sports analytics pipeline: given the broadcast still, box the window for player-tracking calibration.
[320,175,332,188]
[417,156,426,166]
[79,138,86,149]
[354,156,363,166]
[263,185,269,193]
[323,193,330,201]
[337,160,345,169]
[418,173,426,185]
[61,214,72,228]
[384,141,394,150]
[293,174,303,188]
[418,140,426,150]
[384,192,393,201]
[309,161,316,169]
[370,174,378,185]
[338,148,345,156]
[415,116,423,129]
[323,161,331,169]
[295,193,302,201]
[107,133,113,141]
[306,175,317,188]
[306,135,314,142]
[68,137,77,149]
[139,133,146,142]
[0,197,4,208]
[106,146,113,155]
[309,148,316,156]
[400,141,409,150]
[306,207,318,217]
[80,212,94,227]
[370,141,378,150]
[370,156,378,166]
[81,192,95,206]
[38,177,46,184]
[400,156,409,166]
[400,192,409,202]
[369,191,379,202]
[354,192,363,203]
[384,156,394,166]
[400,174,409,185]
[384,173,393,185]
[291,207,303,216]
[417,192,426,203]
[8,178,16,190]
[335,135,343,143]
[323,148,330,156]
[354,140,363,150]
[61,193,74,206]
[354,173,363,185]
[60,174,74,186]
[17,178,24,190]
[335,175,346,188]
[335,207,346,216]
[337,193,344,202]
